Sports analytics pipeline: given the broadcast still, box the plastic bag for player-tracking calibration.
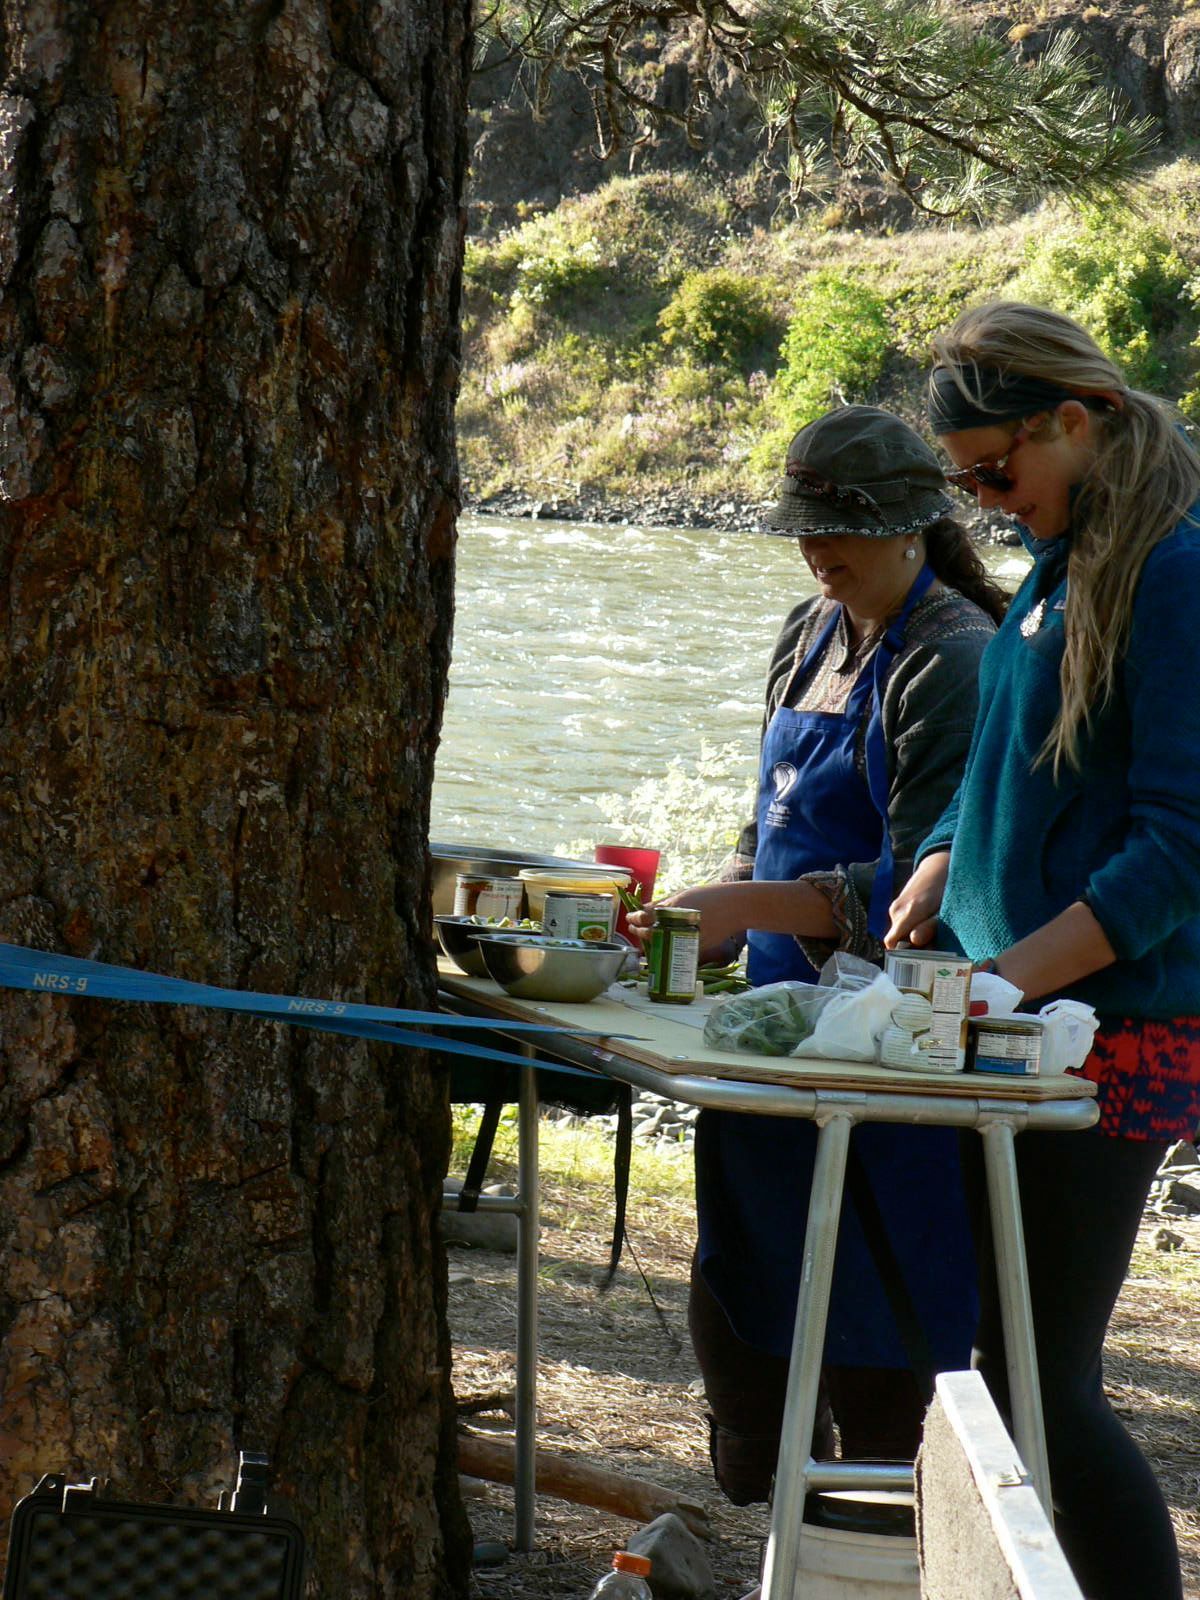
[969,969,1025,1014]
[702,963,902,1062]
[810,970,904,1062]
[703,980,836,1056]
[1037,998,1099,1073]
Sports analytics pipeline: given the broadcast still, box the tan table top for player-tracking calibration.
[437,961,1097,1104]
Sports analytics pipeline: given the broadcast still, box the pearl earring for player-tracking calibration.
[904,545,917,561]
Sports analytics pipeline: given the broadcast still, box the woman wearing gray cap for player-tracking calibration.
[632,404,1007,1512]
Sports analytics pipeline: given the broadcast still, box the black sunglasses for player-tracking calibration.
[944,426,1029,496]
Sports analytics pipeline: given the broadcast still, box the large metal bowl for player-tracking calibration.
[474,934,631,1003]
[429,843,620,919]
[434,915,546,978]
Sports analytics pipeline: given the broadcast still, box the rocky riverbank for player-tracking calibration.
[464,484,1025,546]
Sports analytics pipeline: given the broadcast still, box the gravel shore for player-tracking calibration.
[465,486,1025,546]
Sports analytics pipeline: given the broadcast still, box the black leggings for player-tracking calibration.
[688,1252,927,1504]
[963,1128,1182,1600]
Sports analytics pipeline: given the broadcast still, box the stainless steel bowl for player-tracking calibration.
[474,934,631,1003]
[434,915,546,978]
[429,842,622,919]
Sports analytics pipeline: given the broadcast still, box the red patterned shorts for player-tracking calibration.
[1071,1015,1200,1141]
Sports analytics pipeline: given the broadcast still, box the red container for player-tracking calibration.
[593,845,661,939]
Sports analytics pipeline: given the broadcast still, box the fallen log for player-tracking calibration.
[457,1429,711,1539]
[456,1389,516,1418]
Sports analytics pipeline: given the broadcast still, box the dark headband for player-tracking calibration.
[927,364,1123,433]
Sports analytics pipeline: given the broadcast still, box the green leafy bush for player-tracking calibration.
[658,269,777,368]
[753,273,891,471]
[510,235,615,310]
[1010,210,1194,388]
[887,257,1012,359]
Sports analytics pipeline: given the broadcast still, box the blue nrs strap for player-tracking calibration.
[0,942,608,1081]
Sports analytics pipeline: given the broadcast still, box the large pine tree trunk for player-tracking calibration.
[0,3,471,1594]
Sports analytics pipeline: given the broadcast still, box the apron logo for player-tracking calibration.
[766,762,798,827]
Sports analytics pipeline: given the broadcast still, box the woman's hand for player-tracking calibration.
[627,883,746,965]
[628,878,836,965]
[885,851,950,949]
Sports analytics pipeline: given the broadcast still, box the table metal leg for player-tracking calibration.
[761,1111,855,1600]
[981,1117,1052,1517]
[513,1057,541,1551]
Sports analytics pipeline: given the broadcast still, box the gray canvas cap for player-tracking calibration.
[765,405,955,537]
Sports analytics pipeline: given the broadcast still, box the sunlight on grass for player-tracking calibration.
[1127,1239,1200,1306]
[460,161,1200,504]
[451,1102,696,1208]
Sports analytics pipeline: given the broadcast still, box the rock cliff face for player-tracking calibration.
[467,44,792,232]
[467,6,1200,233]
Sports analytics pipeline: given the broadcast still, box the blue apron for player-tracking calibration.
[696,567,977,1367]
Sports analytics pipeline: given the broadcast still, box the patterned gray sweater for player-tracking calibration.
[725,582,997,966]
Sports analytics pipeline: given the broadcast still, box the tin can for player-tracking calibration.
[542,891,615,942]
[647,906,701,1004]
[453,874,524,921]
[883,947,973,1072]
[966,1015,1044,1077]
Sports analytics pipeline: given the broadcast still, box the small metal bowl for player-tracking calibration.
[473,934,631,1003]
[434,915,546,978]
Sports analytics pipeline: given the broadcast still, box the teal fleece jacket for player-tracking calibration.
[918,507,1200,1020]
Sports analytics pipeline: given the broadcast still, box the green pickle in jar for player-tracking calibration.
[647,906,701,1004]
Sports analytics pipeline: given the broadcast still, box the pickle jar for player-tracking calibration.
[646,906,702,1005]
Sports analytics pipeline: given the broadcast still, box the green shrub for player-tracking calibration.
[752,272,891,471]
[1010,210,1194,388]
[887,258,1011,359]
[661,361,732,404]
[657,269,777,368]
[511,235,615,311]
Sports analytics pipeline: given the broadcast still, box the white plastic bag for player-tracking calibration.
[807,970,904,1062]
[1037,999,1099,1073]
[969,969,1025,1013]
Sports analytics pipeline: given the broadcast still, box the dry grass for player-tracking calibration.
[447,1118,1200,1598]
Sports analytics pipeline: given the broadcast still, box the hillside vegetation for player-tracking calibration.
[457,159,1200,511]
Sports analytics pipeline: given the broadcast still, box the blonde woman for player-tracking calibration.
[889,301,1200,1600]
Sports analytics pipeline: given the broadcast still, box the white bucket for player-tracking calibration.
[795,1525,918,1597]
[793,1492,919,1599]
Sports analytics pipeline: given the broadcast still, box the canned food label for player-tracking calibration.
[648,926,700,1003]
[543,892,614,942]
[453,875,524,920]
[884,949,972,1071]
[968,1022,1042,1076]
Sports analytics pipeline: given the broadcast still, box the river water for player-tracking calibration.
[430,513,1029,861]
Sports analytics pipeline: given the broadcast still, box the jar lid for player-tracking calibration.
[614,1552,652,1576]
[655,906,701,927]
[973,1015,1043,1034]
[518,866,632,885]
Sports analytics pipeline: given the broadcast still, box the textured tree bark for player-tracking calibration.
[0,3,471,1595]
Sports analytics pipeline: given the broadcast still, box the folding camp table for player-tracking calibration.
[438,965,1098,1597]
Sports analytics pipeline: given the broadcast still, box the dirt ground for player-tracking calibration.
[447,1145,1200,1599]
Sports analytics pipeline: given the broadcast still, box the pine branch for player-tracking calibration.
[477,0,1157,218]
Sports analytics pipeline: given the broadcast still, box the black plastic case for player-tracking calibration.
[3,1455,306,1600]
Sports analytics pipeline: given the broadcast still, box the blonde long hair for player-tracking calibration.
[931,302,1200,774]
